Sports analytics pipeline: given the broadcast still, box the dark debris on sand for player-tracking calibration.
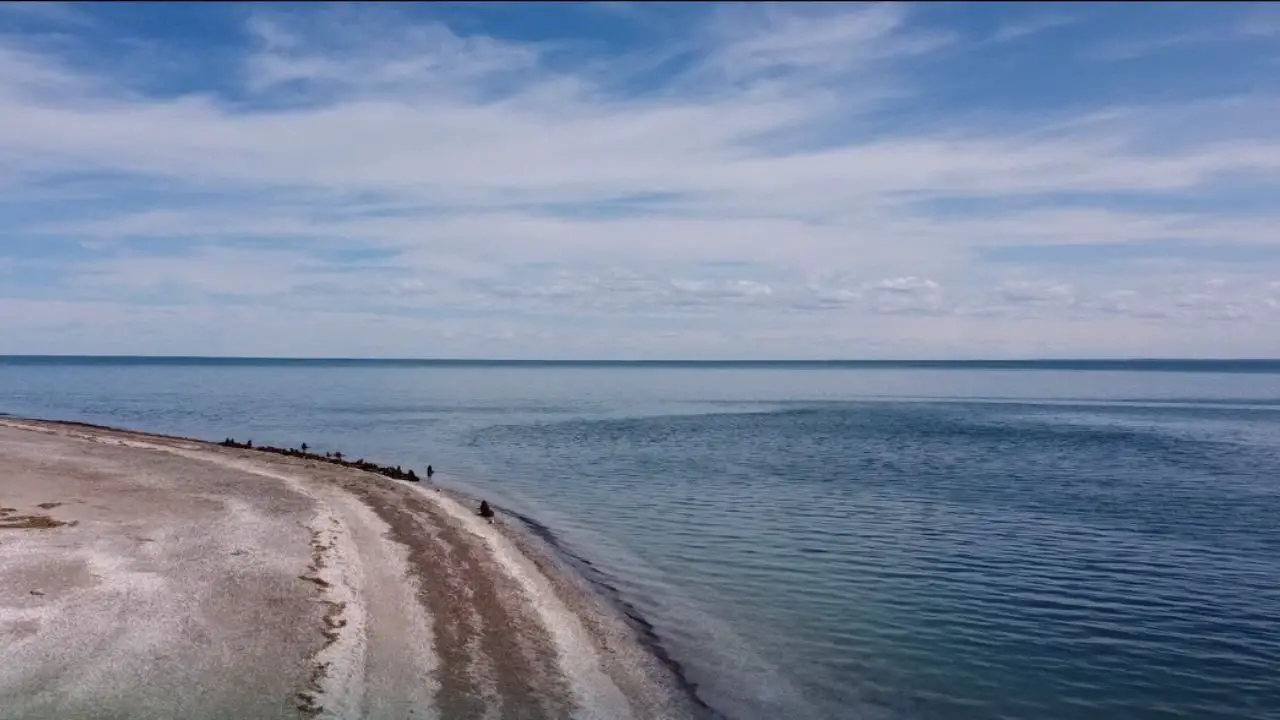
[219,439,423,484]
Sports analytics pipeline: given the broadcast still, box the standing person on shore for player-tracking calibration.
[426,464,434,480]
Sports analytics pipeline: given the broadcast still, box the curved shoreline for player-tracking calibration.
[501,507,722,719]
[0,417,705,720]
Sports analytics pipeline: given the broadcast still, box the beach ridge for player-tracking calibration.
[0,418,693,720]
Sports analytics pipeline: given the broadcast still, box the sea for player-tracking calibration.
[1,357,1278,720]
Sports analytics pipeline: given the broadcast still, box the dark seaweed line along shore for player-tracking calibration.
[219,438,426,484]
[219,436,715,714]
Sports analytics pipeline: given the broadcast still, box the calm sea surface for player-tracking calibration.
[2,359,1278,720]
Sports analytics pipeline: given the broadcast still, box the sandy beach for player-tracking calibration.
[0,419,698,720]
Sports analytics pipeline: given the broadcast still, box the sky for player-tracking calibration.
[1,1,1279,359]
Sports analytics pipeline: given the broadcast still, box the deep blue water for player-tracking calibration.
[1,358,1278,720]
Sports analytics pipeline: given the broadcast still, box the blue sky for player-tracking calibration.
[1,2,1279,359]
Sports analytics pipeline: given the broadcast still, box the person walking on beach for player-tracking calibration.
[426,465,434,480]
[478,500,494,524]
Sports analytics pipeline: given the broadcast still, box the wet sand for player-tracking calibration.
[0,419,700,720]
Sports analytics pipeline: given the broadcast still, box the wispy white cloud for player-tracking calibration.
[990,14,1076,43]
[998,280,1075,304]
[0,1,95,27]
[1083,12,1277,64]
[701,3,949,83]
[1084,32,1213,62]
[1,3,1278,357]
[1238,6,1280,38]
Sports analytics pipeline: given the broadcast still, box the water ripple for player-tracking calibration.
[5,365,1280,720]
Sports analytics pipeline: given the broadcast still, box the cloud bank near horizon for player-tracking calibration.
[2,2,1279,358]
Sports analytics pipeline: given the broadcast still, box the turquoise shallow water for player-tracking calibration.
[2,359,1278,720]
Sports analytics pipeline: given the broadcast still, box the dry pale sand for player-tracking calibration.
[0,419,701,720]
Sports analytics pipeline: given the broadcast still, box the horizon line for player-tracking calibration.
[2,355,1279,365]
